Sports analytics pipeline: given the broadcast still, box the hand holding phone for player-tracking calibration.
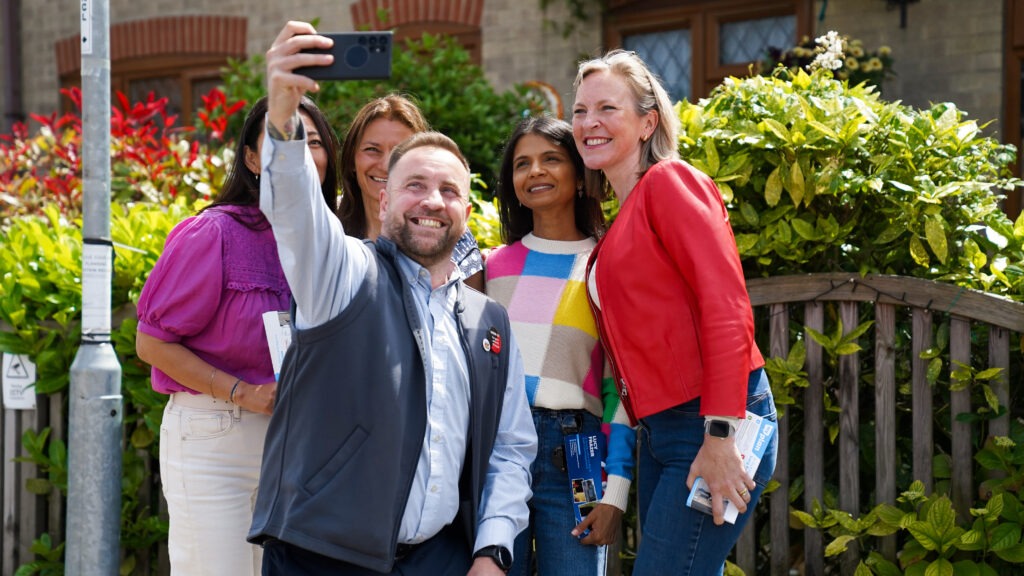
[295,32,393,81]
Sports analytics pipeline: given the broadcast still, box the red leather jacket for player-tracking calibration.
[587,159,764,423]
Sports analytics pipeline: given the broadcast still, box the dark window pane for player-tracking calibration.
[624,29,692,103]
[720,15,796,65]
[192,77,223,110]
[129,77,183,126]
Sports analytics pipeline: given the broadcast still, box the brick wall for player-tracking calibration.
[481,0,601,118]
[5,1,1004,138]
[3,0,599,123]
[8,0,358,117]
[814,0,1004,136]
[0,5,7,132]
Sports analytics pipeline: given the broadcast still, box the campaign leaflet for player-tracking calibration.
[686,411,776,524]
[565,431,604,532]
[261,310,291,381]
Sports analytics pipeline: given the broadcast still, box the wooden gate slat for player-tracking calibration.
[769,303,791,576]
[804,302,825,576]
[839,302,861,574]
[2,409,15,575]
[950,316,972,521]
[912,308,934,492]
[989,326,1010,439]
[874,303,897,561]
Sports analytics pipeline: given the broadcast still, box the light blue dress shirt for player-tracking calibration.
[257,122,536,555]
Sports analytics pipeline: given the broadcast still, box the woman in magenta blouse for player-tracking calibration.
[135,96,339,576]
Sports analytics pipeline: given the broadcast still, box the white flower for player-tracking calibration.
[815,31,845,56]
[811,30,846,71]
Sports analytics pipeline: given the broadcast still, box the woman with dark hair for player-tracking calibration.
[135,95,339,576]
[485,116,634,576]
[338,93,485,289]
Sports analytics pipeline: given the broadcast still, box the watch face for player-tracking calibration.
[708,420,732,438]
[494,546,512,570]
[476,546,512,571]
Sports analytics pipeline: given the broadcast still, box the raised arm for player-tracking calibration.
[259,21,370,329]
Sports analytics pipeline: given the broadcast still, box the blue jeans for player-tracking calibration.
[632,368,777,576]
[511,409,607,576]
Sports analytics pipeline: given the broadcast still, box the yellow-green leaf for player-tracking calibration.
[719,152,750,178]
[924,216,948,264]
[835,342,862,355]
[704,139,720,175]
[909,236,930,267]
[765,166,782,207]
[788,160,805,206]
[25,477,52,495]
[791,509,816,528]
[927,358,942,384]
[975,367,1003,381]
[923,558,953,576]
[761,118,791,143]
[983,384,1000,412]
[875,226,904,245]
[130,425,154,449]
[808,120,839,140]
[717,181,733,203]
[791,219,818,240]
[735,234,759,255]
[825,534,857,557]
[739,203,759,226]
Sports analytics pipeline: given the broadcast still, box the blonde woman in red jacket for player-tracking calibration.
[571,49,778,575]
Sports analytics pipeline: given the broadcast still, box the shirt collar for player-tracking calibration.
[394,250,463,294]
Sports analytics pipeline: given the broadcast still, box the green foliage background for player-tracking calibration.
[2,36,1024,575]
[221,33,538,190]
[674,67,1024,575]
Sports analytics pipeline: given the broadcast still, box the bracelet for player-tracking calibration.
[208,368,218,399]
[229,378,242,404]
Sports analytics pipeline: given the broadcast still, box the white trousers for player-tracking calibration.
[160,392,269,576]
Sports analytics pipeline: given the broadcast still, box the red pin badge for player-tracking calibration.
[486,327,502,354]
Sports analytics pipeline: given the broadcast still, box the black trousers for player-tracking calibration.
[261,524,472,576]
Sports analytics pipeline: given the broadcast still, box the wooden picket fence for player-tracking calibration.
[731,273,1024,575]
[0,389,63,575]
[1,272,1023,575]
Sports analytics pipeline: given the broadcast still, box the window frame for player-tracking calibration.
[1004,0,1024,217]
[605,0,814,100]
[60,57,226,127]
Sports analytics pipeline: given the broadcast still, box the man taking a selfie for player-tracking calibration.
[247,21,536,576]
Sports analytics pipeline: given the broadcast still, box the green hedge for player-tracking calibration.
[3,53,1024,575]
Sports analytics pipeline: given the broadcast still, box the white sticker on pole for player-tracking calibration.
[2,354,37,410]
[81,241,112,334]
[81,0,93,55]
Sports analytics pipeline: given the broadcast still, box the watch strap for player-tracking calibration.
[473,545,512,572]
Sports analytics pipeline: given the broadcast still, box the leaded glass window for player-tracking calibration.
[624,29,692,103]
[720,15,796,65]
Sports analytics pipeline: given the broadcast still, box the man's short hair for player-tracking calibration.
[387,131,470,173]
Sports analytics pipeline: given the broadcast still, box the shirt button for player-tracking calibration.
[432,434,442,443]
[430,485,440,493]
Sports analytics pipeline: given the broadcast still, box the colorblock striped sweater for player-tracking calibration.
[486,233,635,510]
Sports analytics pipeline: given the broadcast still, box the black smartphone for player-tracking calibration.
[295,32,393,81]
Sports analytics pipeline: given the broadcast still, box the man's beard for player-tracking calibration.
[390,218,462,269]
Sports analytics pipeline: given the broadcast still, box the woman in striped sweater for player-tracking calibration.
[485,116,635,576]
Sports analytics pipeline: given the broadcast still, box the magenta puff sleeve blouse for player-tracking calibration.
[137,205,291,395]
